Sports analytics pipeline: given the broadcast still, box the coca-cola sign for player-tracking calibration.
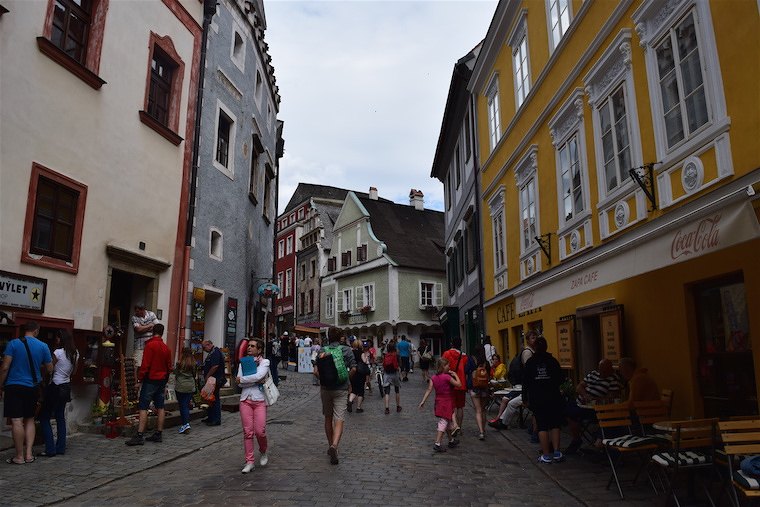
[671,213,721,260]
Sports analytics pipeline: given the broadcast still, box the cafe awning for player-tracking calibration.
[510,182,760,313]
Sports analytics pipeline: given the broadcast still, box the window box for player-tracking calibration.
[359,305,373,315]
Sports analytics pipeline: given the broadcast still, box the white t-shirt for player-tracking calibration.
[484,344,496,363]
[304,337,313,347]
[52,348,78,385]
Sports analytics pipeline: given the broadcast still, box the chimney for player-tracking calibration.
[368,186,378,200]
[409,189,424,210]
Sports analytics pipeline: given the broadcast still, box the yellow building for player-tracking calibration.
[471,0,760,419]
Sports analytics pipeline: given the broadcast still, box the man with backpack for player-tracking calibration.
[314,327,356,465]
[488,330,538,430]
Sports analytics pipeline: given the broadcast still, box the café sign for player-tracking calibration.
[0,271,46,312]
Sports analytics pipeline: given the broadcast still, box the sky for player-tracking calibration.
[264,0,498,213]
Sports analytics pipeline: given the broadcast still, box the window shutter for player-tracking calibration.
[418,283,424,307]
[328,257,336,271]
[435,283,443,307]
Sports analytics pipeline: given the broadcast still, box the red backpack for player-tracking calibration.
[383,352,398,373]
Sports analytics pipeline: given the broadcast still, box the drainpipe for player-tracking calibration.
[176,0,215,361]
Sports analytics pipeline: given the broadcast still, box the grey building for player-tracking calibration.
[188,0,283,354]
[430,44,484,353]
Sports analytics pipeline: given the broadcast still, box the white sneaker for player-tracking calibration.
[241,462,255,474]
[259,453,269,466]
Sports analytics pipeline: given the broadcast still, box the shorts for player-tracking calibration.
[138,379,167,410]
[533,406,564,432]
[437,417,453,432]
[133,348,144,369]
[3,385,39,419]
[321,388,348,421]
[453,389,466,408]
[399,356,411,372]
[469,388,490,398]
[383,372,401,389]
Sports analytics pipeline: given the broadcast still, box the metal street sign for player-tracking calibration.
[0,270,47,312]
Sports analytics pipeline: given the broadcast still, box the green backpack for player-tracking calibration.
[316,345,349,387]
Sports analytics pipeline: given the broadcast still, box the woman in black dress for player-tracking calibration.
[418,338,433,382]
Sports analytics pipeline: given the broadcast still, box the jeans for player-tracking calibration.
[39,400,67,455]
[268,358,279,386]
[207,383,222,423]
[176,392,192,425]
[239,399,267,463]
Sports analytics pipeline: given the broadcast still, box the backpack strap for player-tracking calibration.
[20,337,40,386]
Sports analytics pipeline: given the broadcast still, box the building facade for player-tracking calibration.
[187,0,282,354]
[431,44,485,354]
[0,0,203,421]
[472,0,760,418]
[321,190,448,354]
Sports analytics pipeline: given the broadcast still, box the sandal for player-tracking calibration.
[25,457,35,463]
[6,457,24,465]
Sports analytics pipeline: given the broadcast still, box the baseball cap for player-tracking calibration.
[283,331,289,336]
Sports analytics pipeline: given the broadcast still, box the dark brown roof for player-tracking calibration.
[283,183,391,214]
[358,196,445,271]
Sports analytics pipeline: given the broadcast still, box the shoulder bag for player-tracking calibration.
[262,373,279,406]
[20,338,44,417]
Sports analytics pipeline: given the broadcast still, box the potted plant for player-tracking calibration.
[359,305,372,314]
[339,310,351,319]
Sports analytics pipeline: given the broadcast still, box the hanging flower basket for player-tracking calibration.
[359,305,372,314]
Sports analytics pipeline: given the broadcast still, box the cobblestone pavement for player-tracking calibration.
[1,372,662,506]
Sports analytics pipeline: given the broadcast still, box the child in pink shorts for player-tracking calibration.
[419,358,462,452]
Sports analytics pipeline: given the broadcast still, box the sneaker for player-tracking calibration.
[241,462,255,474]
[356,408,364,413]
[488,419,506,430]
[259,453,268,466]
[538,454,553,464]
[145,432,162,443]
[448,438,460,448]
[564,439,582,455]
[451,427,462,438]
[433,443,446,453]
[553,451,565,463]
[478,433,485,441]
[178,424,191,434]
[396,405,402,413]
[125,434,144,446]
[327,446,339,465]
[385,408,390,415]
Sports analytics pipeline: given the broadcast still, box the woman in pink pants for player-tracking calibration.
[237,337,270,473]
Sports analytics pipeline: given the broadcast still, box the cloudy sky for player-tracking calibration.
[264,0,498,212]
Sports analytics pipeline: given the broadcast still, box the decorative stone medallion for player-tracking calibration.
[570,231,580,252]
[681,156,703,194]
[614,201,630,229]
[526,257,534,275]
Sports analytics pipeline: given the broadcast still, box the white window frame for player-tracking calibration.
[486,75,501,152]
[548,89,591,232]
[514,146,541,256]
[488,186,507,275]
[419,281,443,309]
[508,10,531,109]
[545,0,572,53]
[355,283,375,310]
[213,99,236,179]
[209,227,223,261]
[277,271,283,290]
[285,269,292,297]
[277,239,284,258]
[325,293,334,319]
[632,0,728,167]
[336,287,353,313]
[230,27,245,72]
[286,236,293,255]
[583,30,645,204]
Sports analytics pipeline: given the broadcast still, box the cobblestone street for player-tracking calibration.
[1,372,659,506]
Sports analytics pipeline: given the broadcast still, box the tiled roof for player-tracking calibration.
[358,196,445,271]
[283,183,390,214]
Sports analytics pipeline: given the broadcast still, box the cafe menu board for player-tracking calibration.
[600,309,622,365]
[556,320,574,369]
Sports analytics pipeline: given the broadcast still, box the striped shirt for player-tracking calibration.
[578,369,623,404]
[132,310,158,351]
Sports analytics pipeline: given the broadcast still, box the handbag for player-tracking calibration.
[262,374,279,406]
[200,376,216,403]
[20,337,44,417]
[422,347,433,361]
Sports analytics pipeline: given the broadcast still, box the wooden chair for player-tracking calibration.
[718,419,760,507]
[651,418,720,507]
[661,389,674,417]
[633,399,669,436]
[594,402,661,499]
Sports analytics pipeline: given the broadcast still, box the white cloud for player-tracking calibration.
[265,0,497,211]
